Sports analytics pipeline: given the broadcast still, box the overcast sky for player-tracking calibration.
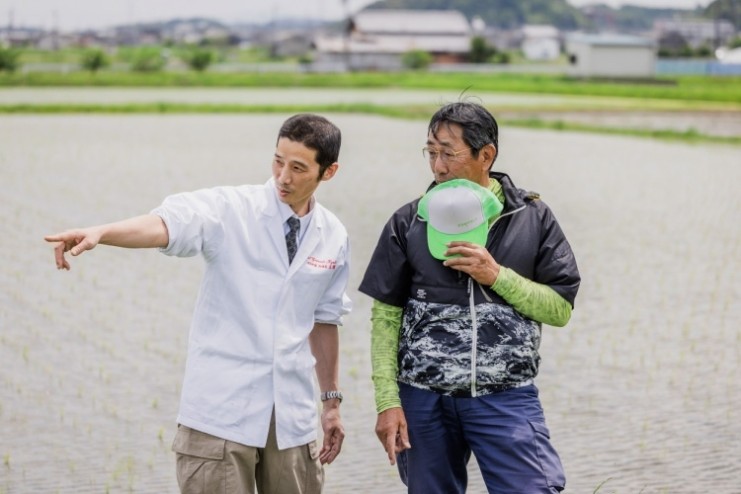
[0,0,715,31]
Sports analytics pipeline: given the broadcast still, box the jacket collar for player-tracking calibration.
[489,171,528,213]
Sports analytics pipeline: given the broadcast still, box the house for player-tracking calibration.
[0,27,43,47]
[521,25,561,61]
[313,9,472,71]
[654,18,736,50]
[565,33,656,78]
[269,31,315,58]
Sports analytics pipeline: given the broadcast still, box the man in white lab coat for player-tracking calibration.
[45,114,352,494]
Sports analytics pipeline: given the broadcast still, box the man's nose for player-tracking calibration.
[432,156,448,174]
[279,166,291,183]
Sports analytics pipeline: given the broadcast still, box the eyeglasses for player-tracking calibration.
[422,146,472,164]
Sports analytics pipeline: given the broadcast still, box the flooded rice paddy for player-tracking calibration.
[0,113,739,493]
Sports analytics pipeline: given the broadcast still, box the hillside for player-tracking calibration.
[365,0,586,30]
[363,0,724,32]
[706,0,740,26]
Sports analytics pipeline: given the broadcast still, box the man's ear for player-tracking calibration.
[321,162,339,182]
[481,144,497,169]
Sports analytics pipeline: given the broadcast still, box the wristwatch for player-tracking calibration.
[320,390,343,403]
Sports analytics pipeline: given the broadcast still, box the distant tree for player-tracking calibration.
[181,47,214,72]
[130,46,166,73]
[402,49,433,70]
[490,51,511,64]
[678,45,694,58]
[80,48,110,73]
[298,53,314,65]
[469,36,496,63]
[695,44,713,58]
[658,31,689,58]
[705,0,739,27]
[0,46,21,73]
[730,36,741,49]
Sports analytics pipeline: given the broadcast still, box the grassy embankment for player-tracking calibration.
[1,71,740,144]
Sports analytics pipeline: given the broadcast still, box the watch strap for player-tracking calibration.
[320,390,343,402]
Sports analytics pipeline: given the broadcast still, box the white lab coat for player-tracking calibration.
[151,178,351,449]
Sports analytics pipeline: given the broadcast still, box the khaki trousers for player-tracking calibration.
[172,413,324,494]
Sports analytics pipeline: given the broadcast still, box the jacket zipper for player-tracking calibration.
[469,203,527,397]
[468,277,478,397]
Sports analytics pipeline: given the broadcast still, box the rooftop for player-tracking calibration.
[352,9,470,36]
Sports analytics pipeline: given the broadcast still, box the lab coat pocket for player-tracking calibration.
[292,265,336,310]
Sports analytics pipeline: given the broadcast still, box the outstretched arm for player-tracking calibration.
[45,214,169,270]
[309,322,345,465]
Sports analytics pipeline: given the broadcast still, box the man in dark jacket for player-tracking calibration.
[359,102,580,494]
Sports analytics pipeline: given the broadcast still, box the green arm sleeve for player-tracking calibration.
[370,299,404,413]
[492,267,572,327]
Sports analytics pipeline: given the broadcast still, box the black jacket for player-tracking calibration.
[359,172,581,397]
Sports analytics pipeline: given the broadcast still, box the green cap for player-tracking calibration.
[418,179,503,260]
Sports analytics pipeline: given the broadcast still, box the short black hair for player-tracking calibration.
[278,114,341,177]
[428,102,499,167]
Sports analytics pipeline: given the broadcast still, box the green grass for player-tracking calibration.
[2,101,737,145]
[16,46,297,65]
[1,71,740,104]
[15,48,84,64]
[0,101,431,118]
[1,69,738,144]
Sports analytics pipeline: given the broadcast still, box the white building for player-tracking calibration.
[314,9,471,71]
[566,33,656,78]
[521,25,561,61]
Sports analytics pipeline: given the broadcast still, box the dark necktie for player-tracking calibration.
[285,216,300,264]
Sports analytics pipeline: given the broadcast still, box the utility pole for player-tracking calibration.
[52,9,59,51]
[342,0,350,71]
[4,8,13,46]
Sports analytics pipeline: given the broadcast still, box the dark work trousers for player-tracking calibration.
[397,382,565,494]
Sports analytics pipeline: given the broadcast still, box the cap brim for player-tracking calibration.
[427,222,489,260]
